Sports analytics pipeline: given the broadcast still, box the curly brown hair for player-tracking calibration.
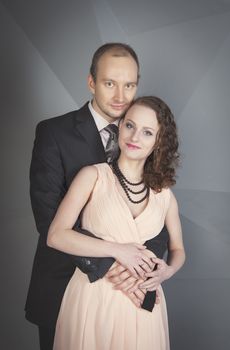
[129,96,180,192]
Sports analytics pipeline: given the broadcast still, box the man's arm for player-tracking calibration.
[70,227,115,280]
[30,121,66,238]
[30,121,115,276]
[30,122,145,278]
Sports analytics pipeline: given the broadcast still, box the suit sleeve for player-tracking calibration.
[30,120,114,274]
[71,227,115,282]
[30,121,66,239]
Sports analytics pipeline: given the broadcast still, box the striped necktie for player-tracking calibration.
[104,124,119,163]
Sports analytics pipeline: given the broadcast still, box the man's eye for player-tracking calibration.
[125,83,136,89]
[105,82,114,87]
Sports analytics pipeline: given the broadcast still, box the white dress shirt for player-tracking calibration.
[88,101,119,149]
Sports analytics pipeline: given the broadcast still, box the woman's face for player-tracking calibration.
[118,104,159,162]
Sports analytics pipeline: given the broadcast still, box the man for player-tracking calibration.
[25,43,141,350]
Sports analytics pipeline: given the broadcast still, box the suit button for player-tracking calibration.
[85,259,91,266]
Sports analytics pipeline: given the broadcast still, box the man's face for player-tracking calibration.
[88,53,138,122]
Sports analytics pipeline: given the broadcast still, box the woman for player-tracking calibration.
[47,96,185,350]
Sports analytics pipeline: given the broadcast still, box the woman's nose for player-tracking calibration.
[130,129,139,142]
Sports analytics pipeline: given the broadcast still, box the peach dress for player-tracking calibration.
[54,163,171,350]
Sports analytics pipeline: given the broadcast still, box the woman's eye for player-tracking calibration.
[126,122,133,129]
[143,130,153,136]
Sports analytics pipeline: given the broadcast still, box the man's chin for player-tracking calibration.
[106,111,125,120]
[109,108,128,119]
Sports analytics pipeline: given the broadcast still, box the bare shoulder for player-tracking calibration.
[167,188,179,213]
[169,189,178,204]
[71,165,98,189]
[159,187,176,207]
[78,165,98,177]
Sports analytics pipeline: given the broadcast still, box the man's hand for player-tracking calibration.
[124,284,161,308]
[106,263,139,291]
[124,288,146,308]
[139,257,172,291]
[106,253,162,307]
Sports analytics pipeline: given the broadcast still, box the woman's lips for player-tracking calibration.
[126,143,141,150]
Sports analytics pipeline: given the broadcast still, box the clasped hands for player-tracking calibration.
[106,247,170,308]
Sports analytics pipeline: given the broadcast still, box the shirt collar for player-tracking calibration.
[88,101,119,132]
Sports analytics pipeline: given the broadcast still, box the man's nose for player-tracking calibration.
[114,86,125,102]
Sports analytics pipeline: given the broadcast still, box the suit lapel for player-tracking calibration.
[73,103,106,162]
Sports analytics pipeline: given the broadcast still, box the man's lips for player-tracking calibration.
[111,103,127,110]
[126,143,141,150]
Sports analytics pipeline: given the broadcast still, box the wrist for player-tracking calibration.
[105,241,119,259]
[165,265,175,280]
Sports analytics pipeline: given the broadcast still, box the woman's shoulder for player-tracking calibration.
[91,162,109,170]
[161,188,179,212]
[91,162,113,176]
[152,187,172,210]
[79,162,112,182]
[153,186,171,197]
[162,187,174,201]
[67,165,99,195]
[73,165,98,186]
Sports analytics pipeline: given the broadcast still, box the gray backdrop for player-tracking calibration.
[0,1,230,349]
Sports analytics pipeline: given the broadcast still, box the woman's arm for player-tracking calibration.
[159,190,185,278]
[47,165,152,278]
[138,190,186,290]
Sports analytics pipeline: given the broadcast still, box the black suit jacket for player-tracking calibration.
[25,103,109,327]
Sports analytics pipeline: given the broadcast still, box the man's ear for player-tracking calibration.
[87,74,95,94]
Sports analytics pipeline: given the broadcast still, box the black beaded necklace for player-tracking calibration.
[112,161,150,204]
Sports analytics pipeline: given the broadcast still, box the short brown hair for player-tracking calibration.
[90,42,140,82]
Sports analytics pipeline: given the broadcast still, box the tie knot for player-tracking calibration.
[104,124,118,137]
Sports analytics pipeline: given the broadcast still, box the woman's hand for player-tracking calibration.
[106,248,155,289]
[112,243,154,278]
[139,257,174,291]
